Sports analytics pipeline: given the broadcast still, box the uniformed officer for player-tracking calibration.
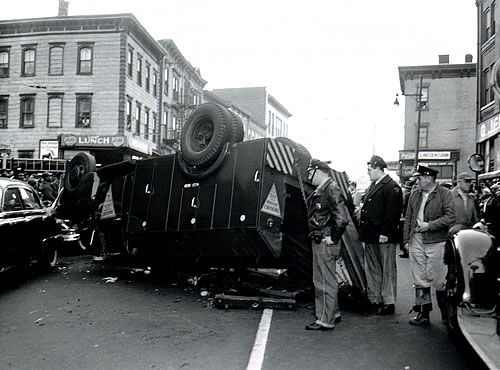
[403,165,456,325]
[359,155,403,315]
[305,158,348,331]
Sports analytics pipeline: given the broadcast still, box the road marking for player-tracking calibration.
[247,308,273,370]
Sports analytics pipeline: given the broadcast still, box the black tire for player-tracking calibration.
[180,103,230,167]
[226,110,245,143]
[64,152,96,195]
[39,240,58,272]
[445,264,461,335]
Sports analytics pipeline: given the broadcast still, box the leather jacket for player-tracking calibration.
[403,185,456,245]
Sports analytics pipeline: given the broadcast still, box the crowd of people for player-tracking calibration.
[0,170,62,203]
[304,153,483,331]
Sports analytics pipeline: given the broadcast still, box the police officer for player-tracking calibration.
[305,159,348,331]
[359,155,403,315]
[403,165,456,325]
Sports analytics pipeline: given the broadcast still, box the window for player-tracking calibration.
[418,87,429,109]
[76,95,91,127]
[152,113,157,143]
[0,97,7,128]
[47,95,63,128]
[135,104,141,135]
[152,70,157,96]
[137,56,142,86]
[78,45,92,74]
[18,150,34,158]
[145,64,150,92]
[126,98,132,131]
[164,67,169,95]
[127,49,133,77]
[0,48,9,77]
[173,75,179,101]
[3,188,23,212]
[49,45,64,75]
[483,66,495,106]
[22,48,36,76]
[418,126,428,149]
[161,109,168,143]
[20,95,35,127]
[144,108,149,139]
[19,187,42,210]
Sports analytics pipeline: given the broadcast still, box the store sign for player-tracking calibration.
[128,136,151,155]
[399,151,450,160]
[61,135,127,148]
[478,113,500,142]
[40,140,59,159]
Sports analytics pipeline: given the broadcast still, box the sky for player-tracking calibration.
[2,0,478,186]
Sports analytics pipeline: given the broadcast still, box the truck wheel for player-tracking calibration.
[181,103,230,167]
[64,152,96,195]
[226,110,244,143]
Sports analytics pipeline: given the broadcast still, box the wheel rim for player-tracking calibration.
[68,161,85,189]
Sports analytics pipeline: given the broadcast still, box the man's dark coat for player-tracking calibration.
[359,175,403,244]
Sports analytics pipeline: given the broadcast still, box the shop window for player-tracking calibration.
[0,97,7,128]
[78,45,92,74]
[20,95,35,127]
[47,95,63,128]
[49,45,64,75]
[0,49,9,77]
[22,48,36,76]
[76,95,91,127]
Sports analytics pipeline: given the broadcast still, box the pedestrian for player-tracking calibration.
[448,172,478,235]
[305,158,348,331]
[398,180,415,258]
[349,181,363,209]
[359,155,403,315]
[403,165,456,325]
[39,172,55,203]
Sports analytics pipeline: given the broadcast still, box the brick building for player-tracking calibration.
[476,0,500,173]
[398,56,476,183]
[210,87,291,139]
[0,14,205,169]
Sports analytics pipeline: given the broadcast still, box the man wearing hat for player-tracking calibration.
[449,172,478,235]
[359,155,403,315]
[305,158,348,330]
[403,165,456,325]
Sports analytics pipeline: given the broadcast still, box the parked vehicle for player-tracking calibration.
[444,154,500,369]
[55,103,364,288]
[0,177,61,273]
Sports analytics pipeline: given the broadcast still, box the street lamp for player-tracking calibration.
[394,75,424,170]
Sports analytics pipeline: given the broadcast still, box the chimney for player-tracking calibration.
[438,54,449,64]
[465,54,473,63]
[58,0,69,16]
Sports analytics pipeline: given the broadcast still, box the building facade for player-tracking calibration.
[398,56,476,183]
[0,14,205,168]
[477,0,500,173]
[210,87,291,139]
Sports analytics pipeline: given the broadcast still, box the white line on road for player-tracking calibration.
[246,308,273,370]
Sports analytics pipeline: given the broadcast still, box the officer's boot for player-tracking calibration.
[436,290,447,325]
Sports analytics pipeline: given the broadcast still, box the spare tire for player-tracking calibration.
[181,103,230,167]
[64,152,96,195]
[226,109,245,143]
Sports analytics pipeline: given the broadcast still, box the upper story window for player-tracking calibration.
[49,45,64,75]
[0,96,8,128]
[126,98,132,131]
[47,95,63,128]
[76,94,92,128]
[144,108,149,140]
[483,4,496,43]
[417,86,429,110]
[127,49,133,77]
[78,45,93,74]
[0,48,10,77]
[135,104,141,135]
[172,75,179,101]
[418,126,428,149]
[164,67,169,96]
[145,64,150,92]
[482,66,495,106]
[22,47,36,76]
[136,56,142,86]
[152,70,157,96]
[20,95,35,127]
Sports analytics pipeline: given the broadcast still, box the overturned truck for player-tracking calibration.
[56,103,365,292]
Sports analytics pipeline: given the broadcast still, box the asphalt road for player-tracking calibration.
[0,251,487,370]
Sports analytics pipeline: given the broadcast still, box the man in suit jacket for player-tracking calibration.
[359,155,403,315]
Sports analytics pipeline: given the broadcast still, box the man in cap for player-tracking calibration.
[403,165,456,325]
[305,158,348,330]
[448,172,478,235]
[359,155,403,315]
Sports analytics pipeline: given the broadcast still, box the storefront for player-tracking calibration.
[399,150,459,184]
[477,113,500,173]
